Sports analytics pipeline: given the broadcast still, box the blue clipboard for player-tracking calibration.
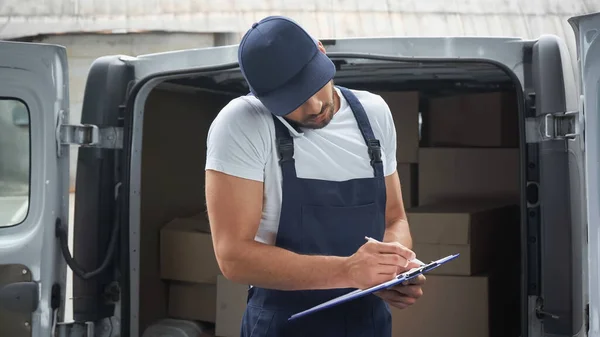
[288,253,460,321]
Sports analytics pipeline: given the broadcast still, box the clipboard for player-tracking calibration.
[288,253,460,321]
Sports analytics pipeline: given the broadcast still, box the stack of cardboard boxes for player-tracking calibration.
[159,214,249,337]
[377,90,521,337]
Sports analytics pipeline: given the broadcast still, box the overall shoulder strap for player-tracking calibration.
[337,86,384,177]
[272,115,297,178]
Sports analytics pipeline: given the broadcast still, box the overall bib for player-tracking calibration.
[240,87,392,337]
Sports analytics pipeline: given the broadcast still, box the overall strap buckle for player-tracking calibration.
[367,139,382,166]
[277,138,295,163]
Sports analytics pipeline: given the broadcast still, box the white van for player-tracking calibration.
[0,11,599,337]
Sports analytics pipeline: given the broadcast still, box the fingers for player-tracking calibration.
[370,241,416,260]
[379,251,410,268]
[401,274,426,286]
[395,285,424,298]
[376,264,399,277]
[375,289,418,309]
[405,260,423,270]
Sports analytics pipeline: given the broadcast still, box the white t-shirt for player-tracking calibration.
[205,87,397,245]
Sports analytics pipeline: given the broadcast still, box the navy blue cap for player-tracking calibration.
[238,16,336,116]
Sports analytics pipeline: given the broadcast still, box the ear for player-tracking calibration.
[317,40,327,54]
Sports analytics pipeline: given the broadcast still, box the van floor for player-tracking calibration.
[138,82,522,337]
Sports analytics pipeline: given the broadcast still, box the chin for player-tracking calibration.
[305,117,332,129]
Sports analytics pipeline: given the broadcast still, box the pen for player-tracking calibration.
[364,236,426,266]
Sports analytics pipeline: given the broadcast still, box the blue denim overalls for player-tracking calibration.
[240,86,392,337]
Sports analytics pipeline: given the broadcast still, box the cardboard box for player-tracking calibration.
[407,202,518,275]
[397,163,417,208]
[426,92,518,147]
[377,91,420,163]
[168,282,217,323]
[391,275,489,337]
[215,275,249,337]
[160,216,222,283]
[418,148,519,205]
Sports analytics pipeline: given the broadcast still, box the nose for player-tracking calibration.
[305,96,323,115]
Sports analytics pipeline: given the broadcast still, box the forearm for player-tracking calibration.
[383,218,412,249]
[218,240,350,291]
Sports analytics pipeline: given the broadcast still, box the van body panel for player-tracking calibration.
[570,11,600,337]
[0,41,70,337]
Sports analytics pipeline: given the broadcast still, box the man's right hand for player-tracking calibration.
[344,240,416,289]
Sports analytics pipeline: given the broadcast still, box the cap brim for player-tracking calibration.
[255,51,336,116]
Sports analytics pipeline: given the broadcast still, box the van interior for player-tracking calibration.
[138,59,523,337]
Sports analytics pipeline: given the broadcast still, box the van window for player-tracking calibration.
[0,99,30,227]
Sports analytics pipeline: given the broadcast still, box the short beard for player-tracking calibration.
[293,84,336,130]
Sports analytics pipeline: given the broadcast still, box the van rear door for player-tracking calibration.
[0,41,70,337]
[569,12,600,337]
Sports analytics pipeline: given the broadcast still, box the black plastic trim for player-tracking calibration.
[73,55,134,323]
[528,35,583,336]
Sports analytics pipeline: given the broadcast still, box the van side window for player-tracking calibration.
[0,99,30,227]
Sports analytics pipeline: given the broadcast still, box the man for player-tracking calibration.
[205,15,425,337]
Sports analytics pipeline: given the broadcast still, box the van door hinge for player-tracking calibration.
[56,111,123,156]
[525,111,581,143]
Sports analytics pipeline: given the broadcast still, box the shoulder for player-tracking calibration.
[346,89,394,127]
[208,95,276,144]
[206,96,275,181]
[210,95,273,130]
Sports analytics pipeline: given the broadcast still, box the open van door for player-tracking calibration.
[569,12,600,337]
[0,42,70,337]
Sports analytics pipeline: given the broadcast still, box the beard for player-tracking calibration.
[294,85,336,130]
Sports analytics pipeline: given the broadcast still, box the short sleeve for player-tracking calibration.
[205,97,272,182]
[374,95,398,176]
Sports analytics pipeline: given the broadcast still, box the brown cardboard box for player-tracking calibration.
[426,92,518,147]
[377,91,420,163]
[397,163,417,208]
[418,148,519,205]
[215,275,249,337]
[412,243,476,275]
[407,202,519,275]
[168,282,217,323]
[160,216,222,283]
[391,275,489,337]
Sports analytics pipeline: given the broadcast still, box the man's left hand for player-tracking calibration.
[375,274,426,310]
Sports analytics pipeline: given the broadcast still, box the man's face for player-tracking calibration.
[284,80,337,129]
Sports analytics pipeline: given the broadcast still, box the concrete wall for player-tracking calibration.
[27,32,216,190]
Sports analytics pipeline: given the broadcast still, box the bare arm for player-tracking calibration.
[382,170,413,249]
[206,170,350,291]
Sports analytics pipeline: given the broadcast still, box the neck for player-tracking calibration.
[333,87,341,114]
